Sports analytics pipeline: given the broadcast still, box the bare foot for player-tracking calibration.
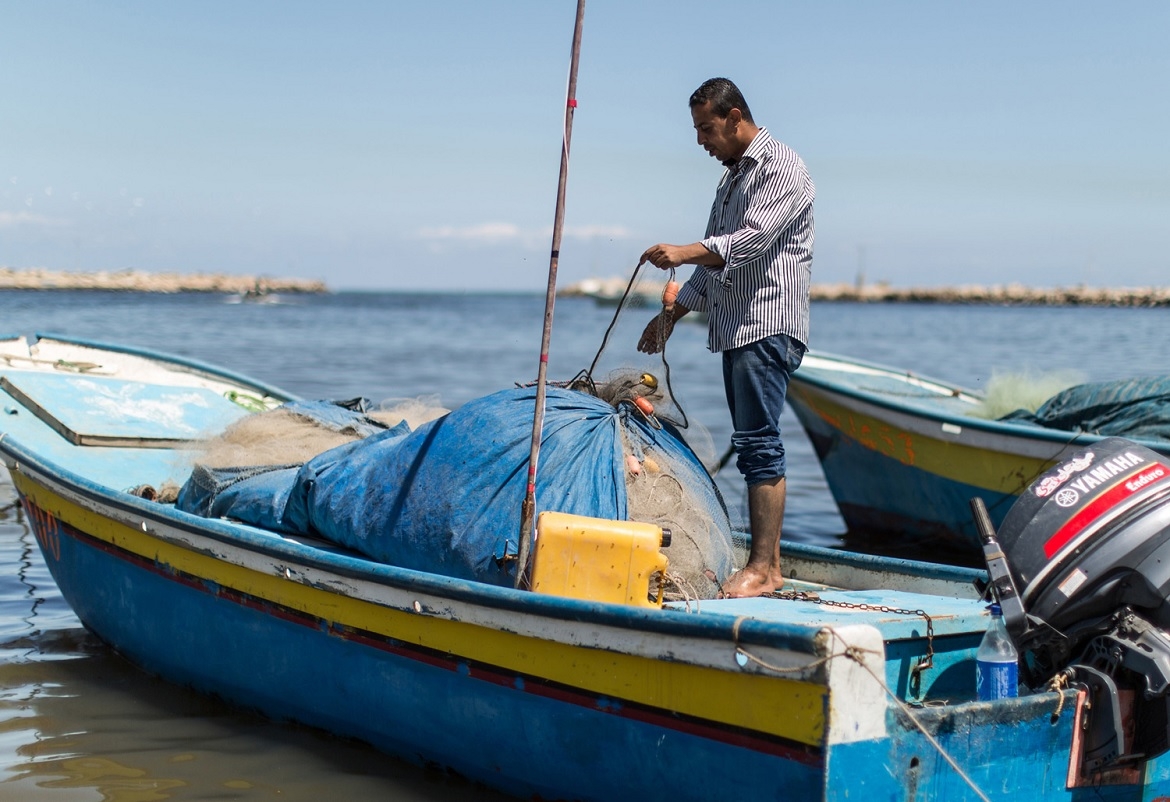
[718,566,784,598]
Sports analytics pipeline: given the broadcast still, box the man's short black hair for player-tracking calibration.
[689,78,754,124]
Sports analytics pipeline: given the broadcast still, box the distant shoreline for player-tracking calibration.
[809,282,1170,307]
[2,269,1165,306]
[0,268,327,294]
[561,277,1170,308]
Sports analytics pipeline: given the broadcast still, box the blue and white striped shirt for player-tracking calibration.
[675,127,814,353]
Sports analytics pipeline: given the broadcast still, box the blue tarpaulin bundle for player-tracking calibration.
[177,387,729,586]
[999,377,1170,442]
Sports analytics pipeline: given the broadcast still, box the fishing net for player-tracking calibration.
[998,375,1170,441]
[968,370,1083,420]
[194,397,449,468]
[174,386,738,598]
[581,368,739,600]
[570,265,747,600]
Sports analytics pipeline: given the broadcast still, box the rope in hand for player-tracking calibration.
[654,267,688,429]
[584,262,690,429]
[586,262,646,381]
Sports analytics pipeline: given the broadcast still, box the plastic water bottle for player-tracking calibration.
[976,603,1019,700]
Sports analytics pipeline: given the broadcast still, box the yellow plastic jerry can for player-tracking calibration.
[531,511,670,608]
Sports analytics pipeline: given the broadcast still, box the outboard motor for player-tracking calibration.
[976,437,1170,773]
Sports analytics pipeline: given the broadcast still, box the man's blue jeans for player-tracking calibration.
[721,333,806,486]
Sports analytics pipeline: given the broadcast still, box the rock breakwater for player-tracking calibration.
[810,282,1170,307]
[560,278,1170,308]
[0,267,327,294]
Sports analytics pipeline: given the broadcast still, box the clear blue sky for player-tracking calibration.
[2,1,1167,291]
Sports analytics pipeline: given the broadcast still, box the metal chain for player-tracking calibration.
[763,590,935,672]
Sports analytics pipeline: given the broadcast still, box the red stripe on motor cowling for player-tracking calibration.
[1043,464,1170,559]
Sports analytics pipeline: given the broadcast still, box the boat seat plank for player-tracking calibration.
[1,383,216,491]
[1,371,249,448]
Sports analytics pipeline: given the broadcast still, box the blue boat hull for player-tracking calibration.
[35,502,822,801]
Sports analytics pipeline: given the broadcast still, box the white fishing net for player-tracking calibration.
[969,370,1085,419]
[194,397,449,469]
[592,369,743,601]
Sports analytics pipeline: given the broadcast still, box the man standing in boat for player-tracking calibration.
[637,77,814,599]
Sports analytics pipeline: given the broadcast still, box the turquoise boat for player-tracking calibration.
[786,351,1170,550]
[4,333,1170,801]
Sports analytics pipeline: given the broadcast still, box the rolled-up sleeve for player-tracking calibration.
[675,269,709,314]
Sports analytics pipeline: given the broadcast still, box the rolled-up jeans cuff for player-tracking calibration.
[732,425,786,485]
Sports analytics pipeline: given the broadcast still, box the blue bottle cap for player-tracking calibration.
[989,603,1002,615]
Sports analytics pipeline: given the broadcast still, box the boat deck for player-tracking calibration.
[691,588,981,641]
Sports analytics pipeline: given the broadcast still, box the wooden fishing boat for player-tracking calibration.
[5,333,1170,801]
[786,351,1170,551]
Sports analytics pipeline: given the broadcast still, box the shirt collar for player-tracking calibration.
[722,127,771,170]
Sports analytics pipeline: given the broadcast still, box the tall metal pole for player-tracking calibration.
[515,0,586,589]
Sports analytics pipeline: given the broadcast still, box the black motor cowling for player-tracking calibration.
[977,437,1170,771]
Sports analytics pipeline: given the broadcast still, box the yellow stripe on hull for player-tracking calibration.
[14,472,827,747]
[793,386,1057,494]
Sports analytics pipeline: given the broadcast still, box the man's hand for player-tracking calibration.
[637,311,677,354]
[639,242,724,270]
[640,244,689,270]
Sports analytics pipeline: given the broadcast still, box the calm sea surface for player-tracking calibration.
[2,290,1169,800]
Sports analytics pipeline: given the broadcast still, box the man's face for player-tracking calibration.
[691,101,741,164]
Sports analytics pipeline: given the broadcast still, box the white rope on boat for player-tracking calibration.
[734,625,992,802]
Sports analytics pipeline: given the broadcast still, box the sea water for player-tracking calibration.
[3,292,1170,800]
